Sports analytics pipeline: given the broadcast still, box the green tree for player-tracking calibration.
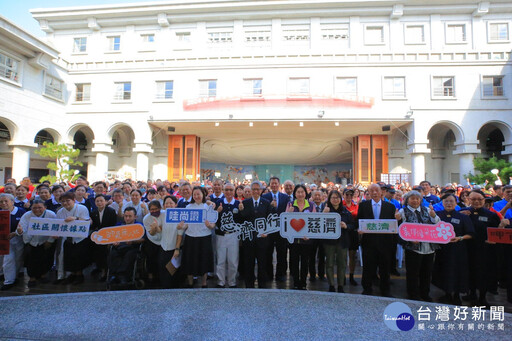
[34,142,83,184]
[466,156,512,186]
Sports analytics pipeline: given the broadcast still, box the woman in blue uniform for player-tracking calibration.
[433,193,474,305]
[459,190,505,307]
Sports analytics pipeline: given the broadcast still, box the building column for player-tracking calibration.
[91,142,113,182]
[454,141,480,185]
[11,145,34,182]
[133,143,153,181]
[407,142,430,186]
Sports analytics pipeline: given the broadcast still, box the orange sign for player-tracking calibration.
[90,224,145,245]
[487,228,512,244]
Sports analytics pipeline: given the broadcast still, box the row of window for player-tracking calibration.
[0,52,505,102]
[71,75,505,103]
[71,21,511,53]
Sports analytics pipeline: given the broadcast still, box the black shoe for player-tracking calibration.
[38,277,50,284]
[28,280,37,288]
[72,275,84,285]
[453,295,462,306]
[408,294,421,301]
[462,291,477,301]
[421,296,433,302]
[319,275,326,281]
[390,269,400,277]
[215,284,225,288]
[382,292,393,298]
[52,278,65,285]
[361,290,372,295]
[201,285,208,288]
[1,283,15,291]
[438,294,453,304]
[91,268,101,276]
[489,290,498,295]
[329,285,335,292]
[349,275,358,286]
[343,277,346,286]
[229,285,237,288]
[309,276,316,282]
[61,275,76,285]
[99,275,107,282]
[276,276,286,282]
[337,286,344,293]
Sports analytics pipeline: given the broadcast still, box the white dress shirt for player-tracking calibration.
[143,211,184,251]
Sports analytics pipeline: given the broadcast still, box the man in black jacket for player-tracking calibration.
[90,194,118,281]
[357,184,400,297]
[237,181,271,289]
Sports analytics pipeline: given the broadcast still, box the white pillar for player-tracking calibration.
[91,142,113,182]
[95,152,109,181]
[133,142,153,181]
[411,153,425,186]
[86,154,96,180]
[11,146,32,182]
[458,153,475,185]
[136,152,149,181]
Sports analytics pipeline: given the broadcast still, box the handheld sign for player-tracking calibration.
[27,217,90,238]
[0,210,10,255]
[166,207,218,224]
[398,222,455,244]
[91,224,145,245]
[280,212,341,243]
[359,219,398,234]
[487,228,512,244]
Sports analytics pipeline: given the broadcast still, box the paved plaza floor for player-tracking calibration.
[1,260,511,340]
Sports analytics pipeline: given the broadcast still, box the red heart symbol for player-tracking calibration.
[290,219,306,232]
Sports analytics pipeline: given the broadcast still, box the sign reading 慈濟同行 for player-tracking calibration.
[27,217,90,238]
[359,219,398,233]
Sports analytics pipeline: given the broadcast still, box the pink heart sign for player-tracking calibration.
[398,222,455,244]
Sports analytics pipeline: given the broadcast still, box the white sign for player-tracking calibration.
[359,219,398,234]
[280,212,341,243]
[165,207,218,224]
[27,217,90,238]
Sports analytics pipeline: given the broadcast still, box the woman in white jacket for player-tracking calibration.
[143,200,183,288]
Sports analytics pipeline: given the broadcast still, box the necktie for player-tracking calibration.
[373,203,379,219]
[415,210,423,223]
[254,201,259,209]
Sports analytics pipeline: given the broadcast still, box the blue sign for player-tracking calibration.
[165,207,218,224]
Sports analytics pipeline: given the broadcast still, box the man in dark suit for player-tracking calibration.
[261,176,290,282]
[357,184,400,297]
[176,183,193,208]
[237,180,271,288]
[90,194,118,281]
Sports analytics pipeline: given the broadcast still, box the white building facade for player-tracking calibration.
[1,0,511,185]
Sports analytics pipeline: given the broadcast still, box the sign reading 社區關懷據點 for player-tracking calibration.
[27,217,90,238]
[359,219,398,234]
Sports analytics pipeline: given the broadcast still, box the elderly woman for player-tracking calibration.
[16,199,57,287]
[432,193,474,305]
[397,190,440,301]
[0,193,26,290]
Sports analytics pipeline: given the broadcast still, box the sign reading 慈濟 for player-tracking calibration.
[280,212,341,243]
[27,217,90,238]
[359,219,398,234]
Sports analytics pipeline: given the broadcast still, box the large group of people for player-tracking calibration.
[0,175,511,308]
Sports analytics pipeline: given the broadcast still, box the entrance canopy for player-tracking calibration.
[149,120,408,166]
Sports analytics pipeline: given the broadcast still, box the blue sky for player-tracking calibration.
[0,0,160,37]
